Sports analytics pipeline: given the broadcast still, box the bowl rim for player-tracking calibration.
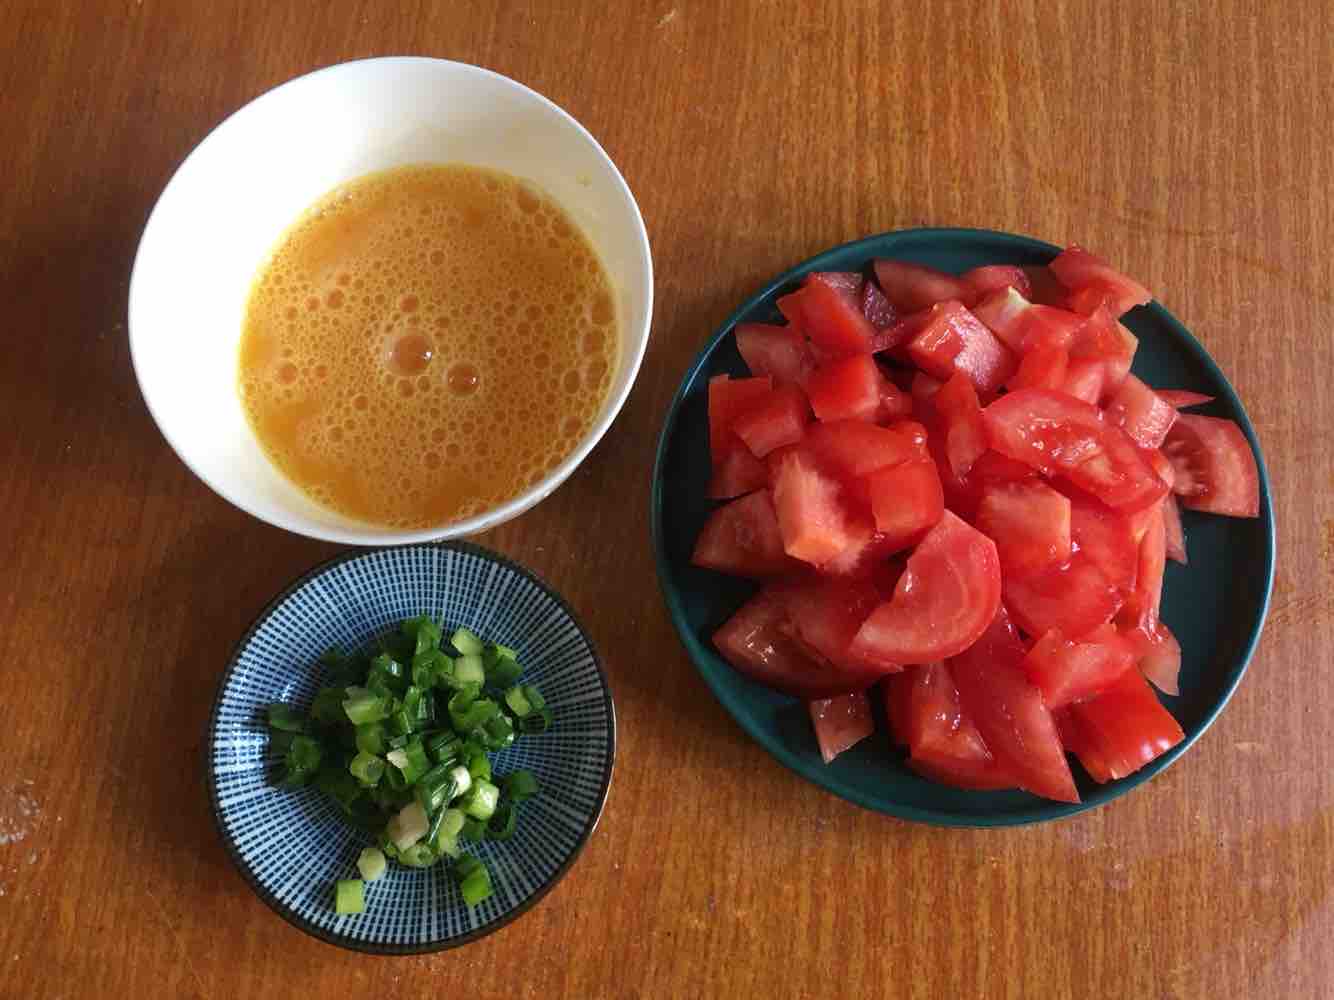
[650,225,1276,828]
[204,540,618,953]
[129,55,654,547]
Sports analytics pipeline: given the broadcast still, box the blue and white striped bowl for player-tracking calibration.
[206,543,616,953]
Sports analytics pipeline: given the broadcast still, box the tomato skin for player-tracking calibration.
[860,279,899,331]
[1068,497,1139,593]
[803,419,923,480]
[1155,389,1214,409]
[865,458,945,550]
[798,278,880,357]
[1053,707,1115,783]
[933,371,988,479]
[776,575,890,673]
[1162,414,1261,518]
[960,265,1031,305]
[808,692,875,763]
[849,510,1002,665]
[1048,245,1152,318]
[1162,494,1188,564]
[1065,667,1183,780]
[691,490,794,578]
[975,480,1073,578]
[1003,550,1124,639]
[735,322,814,385]
[873,259,970,313]
[949,606,1080,803]
[732,384,811,458]
[901,661,1017,791]
[1022,625,1137,709]
[1006,343,1069,392]
[807,354,883,423]
[1105,374,1177,450]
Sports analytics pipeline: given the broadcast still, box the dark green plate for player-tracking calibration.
[651,228,1275,827]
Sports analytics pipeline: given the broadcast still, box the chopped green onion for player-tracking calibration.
[479,713,515,750]
[450,695,500,733]
[355,722,385,756]
[453,654,485,688]
[503,686,532,718]
[450,627,483,656]
[413,762,460,815]
[342,686,391,725]
[367,653,408,696]
[467,753,491,783]
[485,653,523,690]
[460,816,487,843]
[518,707,553,735]
[349,751,386,787]
[311,686,349,726]
[402,685,435,730]
[267,703,308,733]
[460,778,499,821]
[425,731,462,766]
[386,800,430,851]
[357,847,387,882]
[486,801,517,840]
[335,878,365,915]
[453,857,493,906]
[279,734,323,787]
[429,808,466,858]
[398,842,437,868]
[401,615,442,656]
[386,737,430,785]
[320,648,361,688]
[315,764,363,814]
[385,706,414,738]
[502,769,540,802]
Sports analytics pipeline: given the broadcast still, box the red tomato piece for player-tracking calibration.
[967,449,1038,487]
[1061,357,1106,404]
[1068,498,1139,593]
[932,371,988,479]
[712,586,865,700]
[1048,245,1152,318]
[1163,494,1188,564]
[807,271,864,300]
[976,480,1073,577]
[734,323,814,385]
[776,290,808,330]
[1136,502,1167,616]
[1162,414,1261,518]
[960,264,1031,306]
[771,451,856,566]
[859,279,899,331]
[982,389,1168,512]
[903,661,1017,791]
[803,419,923,480]
[797,278,879,357]
[872,259,969,313]
[1023,625,1137,709]
[690,490,793,578]
[808,692,875,764]
[731,384,810,458]
[1068,306,1136,399]
[905,300,1016,396]
[1022,264,1072,308]
[1003,550,1124,639]
[877,375,912,422]
[1020,305,1088,353]
[778,575,888,673]
[1065,668,1183,780]
[884,672,913,747]
[1105,374,1177,450]
[865,458,945,550]
[708,374,773,457]
[1053,708,1114,783]
[707,444,769,500]
[949,607,1080,802]
[806,354,881,422]
[849,511,1001,665]
[1006,343,1069,392]
[1155,389,1215,410]
[1135,619,1183,696]
[971,286,1032,351]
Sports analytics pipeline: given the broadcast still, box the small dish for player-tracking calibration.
[206,542,615,952]
[130,57,653,545]
[651,227,1274,827]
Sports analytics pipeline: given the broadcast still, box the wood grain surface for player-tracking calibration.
[1,2,1330,998]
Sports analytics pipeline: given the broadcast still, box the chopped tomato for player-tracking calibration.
[972,286,1085,356]
[708,374,772,457]
[960,264,1031,305]
[1061,357,1106,404]
[859,280,898,330]
[797,278,879,357]
[1156,389,1214,409]
[771,452,856,566]
[884,672,913,746]
[1068,498,1139,593]
[877,375,913,422]
[808,692,875,763]
[1023,625,1136,709]
[949,606,1080,803]
[735,323,814,385]
[1136,502,1167,616]
[1068,306,1135,399]
[975,480,1072,577]
[1053,708,1114,783]
[1162,414,1261,518]
[776,290,808,330]
[777,575,889,674]
[872,259,969,313]
[803,419,923,480]
[807,271,864,300]
[1065,668,1183,779]
[1006,343,1068,392]
[1129,615,1183,696]
[1163,494,1188,564]
[1105,374,1177,450]
[691,490,793,578]
[1114,507,1181,695]
[1022,265,1072,308]
[904,300,1016,396]
[971,286,1032,350]
[982,389,1168,512]
[806,354,882,422]
[933,371,988,479]
[903,661,1016,791]
[731,384,810,458]
[849,511,1001,664]
[707,444,769,500]
[865,457,945,550]
[1003,550,1123,639]
[1048,245,1152,318]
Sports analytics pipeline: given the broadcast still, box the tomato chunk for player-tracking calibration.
[1068,498,1139,593]
[1155,389,1214,410]
[803,419,923,480]
[1023,625,1136,709]
[808,692,875,764]
[1022,265,1072,308]
[1105,374,1177,450]
[982,389,1168,512]
[1061,357,1106,404]
[1162,494,1188,564]
[1065,668,1183,780]
[735,323,814,385]
[771,452,856,566]
[707,444,769,500]
[960,264,1031,305]
[708,374,772,457]
[1068,306,1135,399]
[849,511,1001,665]
[975,480,1072,577]
[1006,343,1068,392]
[1162,414,1261,518]
[796,278,879,357]
[933,371,988,479]
[902,661,1016,791]
[949,607,1080,803]
[691,490,792,578]
[872,259,969,313]
[731,384,810,458]
[776,575,887,673]
[865,458,945,550]
[806,354,882,422]
[859,280,898,331]
[1003,550,1123,639]
[904,300,1016,396]
[1048,245,1152,318]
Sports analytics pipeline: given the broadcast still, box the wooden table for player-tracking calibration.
[2,2,1329,997]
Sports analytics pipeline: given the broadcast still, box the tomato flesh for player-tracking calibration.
[691,490,793,578]
[797,278,879,357]
[735,322,813,385]
[859,280,898,331]
[1007,343,1068,392]
[1068,497,1139,593]
[933,371,988,479]
[849,511,1001,664]
[1048,245,1152,318]
[771,452,856,566]
[803,419,923,480]
[975,480,1072,577]
[1003,550,1123,639]
[960,264,1031,305]
[1105,374,1177,450]
[872,259,969,313]
[1065,668,1183,780]
[806,354,882,422]
[1162,494,1188,564]
[1023,625,1136,709]
[865,457,945,551]
[808,692,875,763]
[707,444,769,500]
[902,661,1016,791]
[1162,414,1260,518]
[1156,389,1214,410]
[731,384,810,458]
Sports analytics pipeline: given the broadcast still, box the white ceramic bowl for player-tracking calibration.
[130,57,653,544]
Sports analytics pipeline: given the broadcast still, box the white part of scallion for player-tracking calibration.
[357,846,387,882]
[386,800,430,851]
[448,765,472,799]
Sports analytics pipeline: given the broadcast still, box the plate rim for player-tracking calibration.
[650,226,1275,828]
[205,540,618,953]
